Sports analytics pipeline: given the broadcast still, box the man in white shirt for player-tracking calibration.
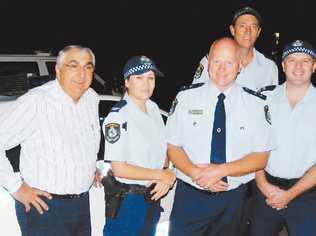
[192,6,278,91]
[248,41,316,236]
[167,37,273,236]
[0,45,100,236]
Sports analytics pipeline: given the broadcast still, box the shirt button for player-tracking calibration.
[217,128,221,133]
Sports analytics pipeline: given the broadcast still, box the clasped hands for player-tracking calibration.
[259,182,293,211]
[191,163,228,192]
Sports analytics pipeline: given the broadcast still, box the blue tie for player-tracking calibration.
[210,93,227,181]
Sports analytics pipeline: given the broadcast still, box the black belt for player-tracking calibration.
[50,191,88,199]
[265,171,299,190]
[125,184,147,195]
[180,179,226,196]
[265,171,316,194]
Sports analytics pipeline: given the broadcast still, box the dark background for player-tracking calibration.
[1,0,315,110]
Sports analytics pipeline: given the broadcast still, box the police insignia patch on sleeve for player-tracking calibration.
[193,63,204,80]
[264,105,271,125]
[169,98,178,116]
[105,123,120,143]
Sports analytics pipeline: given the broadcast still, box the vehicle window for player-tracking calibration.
[99,100,118,119]
[0,62,39,77]
[45,62,56,75]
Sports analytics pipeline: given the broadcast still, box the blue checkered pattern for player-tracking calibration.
[123,64,155,79]
[282,40,315,60]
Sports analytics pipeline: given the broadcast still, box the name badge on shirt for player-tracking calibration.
[188,109,203,115]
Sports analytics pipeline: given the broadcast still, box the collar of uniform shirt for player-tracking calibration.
[253,48,263,66]
[207,79,236,102]
[239,48,261,73]
[280,82,316,105]
[124,93,155,115]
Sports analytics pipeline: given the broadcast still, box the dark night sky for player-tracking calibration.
[1,0,315,110]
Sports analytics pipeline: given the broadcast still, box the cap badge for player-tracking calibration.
[140,56,151,64]
[292,40,303,47]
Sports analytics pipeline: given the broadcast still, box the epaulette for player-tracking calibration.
[179,83,204,92]
[257,85,277,94]
[242,87,266,100]
[110,100,127,112]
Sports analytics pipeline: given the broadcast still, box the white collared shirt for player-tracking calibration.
[0,80,100,194]
[266,83,316,179]
[166,81,273,190]
[102,94,166,186]
[192,48,279,91]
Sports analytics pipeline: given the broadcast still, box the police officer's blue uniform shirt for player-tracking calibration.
[266,83,316,179]
[102,93,166,186]
[166,81,273,190]
[193,48,279,91]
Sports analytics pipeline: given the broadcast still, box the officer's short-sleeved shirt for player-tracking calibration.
[166,81,273,190]
[192,48,279,91]
[102,94,166,186]
[266,83,316,179]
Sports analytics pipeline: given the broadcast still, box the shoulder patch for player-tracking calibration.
[242,87,266,100]
[169,98,178,116]
[179,83,204,92]
[104,123,120,144]
[193,63,204,80]
[110,100,127,112]
[264,105,271,125]
[257,85,277,94]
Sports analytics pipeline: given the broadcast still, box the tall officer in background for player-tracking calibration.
[192,6,278,91]
[167,37,273,236]
[0,45,100,236]
[102,55,175,236]
[248,41,316,236]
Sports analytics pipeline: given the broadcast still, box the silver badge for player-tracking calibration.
[292,40,303,47]
[140,56,151,64]
[188,109,203,115]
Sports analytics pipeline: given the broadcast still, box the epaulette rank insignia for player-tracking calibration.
[179,83,204,92]
[242,87,266,100]
[257,85,277,94]
[110,100,127,112]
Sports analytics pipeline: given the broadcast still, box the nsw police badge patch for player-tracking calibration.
[105,123,120,144]
[264,105,271,125]
[193,63,204,80]
[169,98,178,116]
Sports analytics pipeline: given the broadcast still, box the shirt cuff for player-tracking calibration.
[6,174,23,194]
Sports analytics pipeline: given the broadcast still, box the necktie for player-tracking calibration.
[210,93,226,181]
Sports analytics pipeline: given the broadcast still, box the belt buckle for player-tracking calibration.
[69,194,81,199]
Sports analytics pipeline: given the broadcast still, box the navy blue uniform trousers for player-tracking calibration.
[16,192,91,236]
[169,179,247,236]
[248,181,316,236]
[103,194,161,236]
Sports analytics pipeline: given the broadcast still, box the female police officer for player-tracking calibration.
[101,55,175,236]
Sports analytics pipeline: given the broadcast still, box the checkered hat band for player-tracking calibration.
[124,64,154,78]
[282,47,316,59]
